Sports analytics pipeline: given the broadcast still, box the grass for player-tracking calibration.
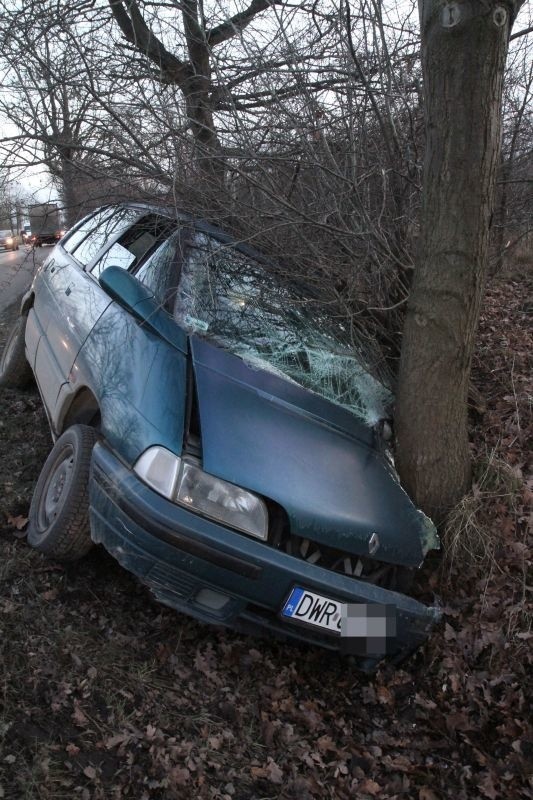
[442,448,523,573]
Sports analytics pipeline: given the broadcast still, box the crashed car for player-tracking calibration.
[0,229,19,251]
[0,203,440,666]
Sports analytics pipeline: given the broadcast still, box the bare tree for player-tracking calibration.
[0,3,113,224]
[107,0,289,191]
[0,0,530,523]
[0,1,189,219]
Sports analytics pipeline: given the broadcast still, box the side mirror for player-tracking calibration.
[99,266,186,353]
[99,265,154,311]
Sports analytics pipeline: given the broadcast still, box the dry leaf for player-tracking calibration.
[359,778,381,795]
[169,767,190,785]
[266,759,283,784]
[376,685,393,705]
[419,788,440,800]
[478,773,498,799]
[83,766,97,780]
[7,514,28,531]
[72,706,89,727]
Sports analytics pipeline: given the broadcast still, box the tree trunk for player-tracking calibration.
[60,150,79,228]
[394,0,517,520]
[181,0,225,197]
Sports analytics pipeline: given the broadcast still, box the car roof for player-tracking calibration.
[96,202,275,270]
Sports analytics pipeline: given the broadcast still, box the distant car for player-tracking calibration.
[0,230,19,251]
[0,203,440,667]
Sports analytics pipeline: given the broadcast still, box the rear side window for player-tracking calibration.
[67,208,142,267]
[62,208,113,255]
[91,214,176,279]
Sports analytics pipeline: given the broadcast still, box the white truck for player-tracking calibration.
[29,203,64,247]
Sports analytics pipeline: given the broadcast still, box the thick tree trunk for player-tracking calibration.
[394,0,516,520]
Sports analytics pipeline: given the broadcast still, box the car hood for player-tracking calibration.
[190,336,439,568]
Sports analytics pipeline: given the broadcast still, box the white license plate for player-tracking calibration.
[282,587,342,635]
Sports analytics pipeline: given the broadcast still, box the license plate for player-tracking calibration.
[282,587,342,635]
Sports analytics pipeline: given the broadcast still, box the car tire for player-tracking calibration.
[0,315,34,388]
[27,425,98,562]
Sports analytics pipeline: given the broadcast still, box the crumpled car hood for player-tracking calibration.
[190,336,439,568]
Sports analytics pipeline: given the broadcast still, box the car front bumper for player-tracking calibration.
[89,442,440,667]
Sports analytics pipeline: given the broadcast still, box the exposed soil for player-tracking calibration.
[0,274,531,800]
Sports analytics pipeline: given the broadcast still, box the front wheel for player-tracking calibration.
[0,316,34,388]
[27,425,98,562]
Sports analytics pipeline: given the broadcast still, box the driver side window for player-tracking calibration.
[135,230,183,310]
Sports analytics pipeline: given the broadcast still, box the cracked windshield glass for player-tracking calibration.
[174,232,392,426]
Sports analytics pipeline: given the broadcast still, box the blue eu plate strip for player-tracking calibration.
[282,587,304,617]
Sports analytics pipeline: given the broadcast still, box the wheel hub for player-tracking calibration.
[39,449,75,529]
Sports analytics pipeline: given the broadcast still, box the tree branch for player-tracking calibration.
[108,0,191,84]
[510,25,533,41]
[207,0,280,47]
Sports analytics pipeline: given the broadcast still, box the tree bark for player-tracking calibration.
[394,0,522,520]
[60,150,80,227]
[181,0,225,195]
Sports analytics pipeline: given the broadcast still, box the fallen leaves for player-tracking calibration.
[250,758,284,784]
[0,275,531,799]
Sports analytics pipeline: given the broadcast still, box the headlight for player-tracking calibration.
[5,237,12,244]
[134,447,268,541]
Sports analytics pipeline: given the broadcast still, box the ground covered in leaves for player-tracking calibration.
[0,273,531,800]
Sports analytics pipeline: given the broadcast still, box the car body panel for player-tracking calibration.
[30,254,112,417]
[44,253,112,376]
[24,306,42,371]
[90,442,439,666]
[70,302,188,462]
[190,336,431,568]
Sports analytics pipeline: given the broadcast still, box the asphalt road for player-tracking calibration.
[0,245,47,314]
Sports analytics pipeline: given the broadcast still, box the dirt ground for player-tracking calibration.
[0,274,531,800]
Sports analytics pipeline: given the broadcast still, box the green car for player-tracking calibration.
[0,203,440,668]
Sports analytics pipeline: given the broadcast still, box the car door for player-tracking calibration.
[70,225,189,461]
[26,209,111,382]
[32,207,143,418]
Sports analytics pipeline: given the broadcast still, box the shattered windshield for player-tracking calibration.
[175,232,392,425]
